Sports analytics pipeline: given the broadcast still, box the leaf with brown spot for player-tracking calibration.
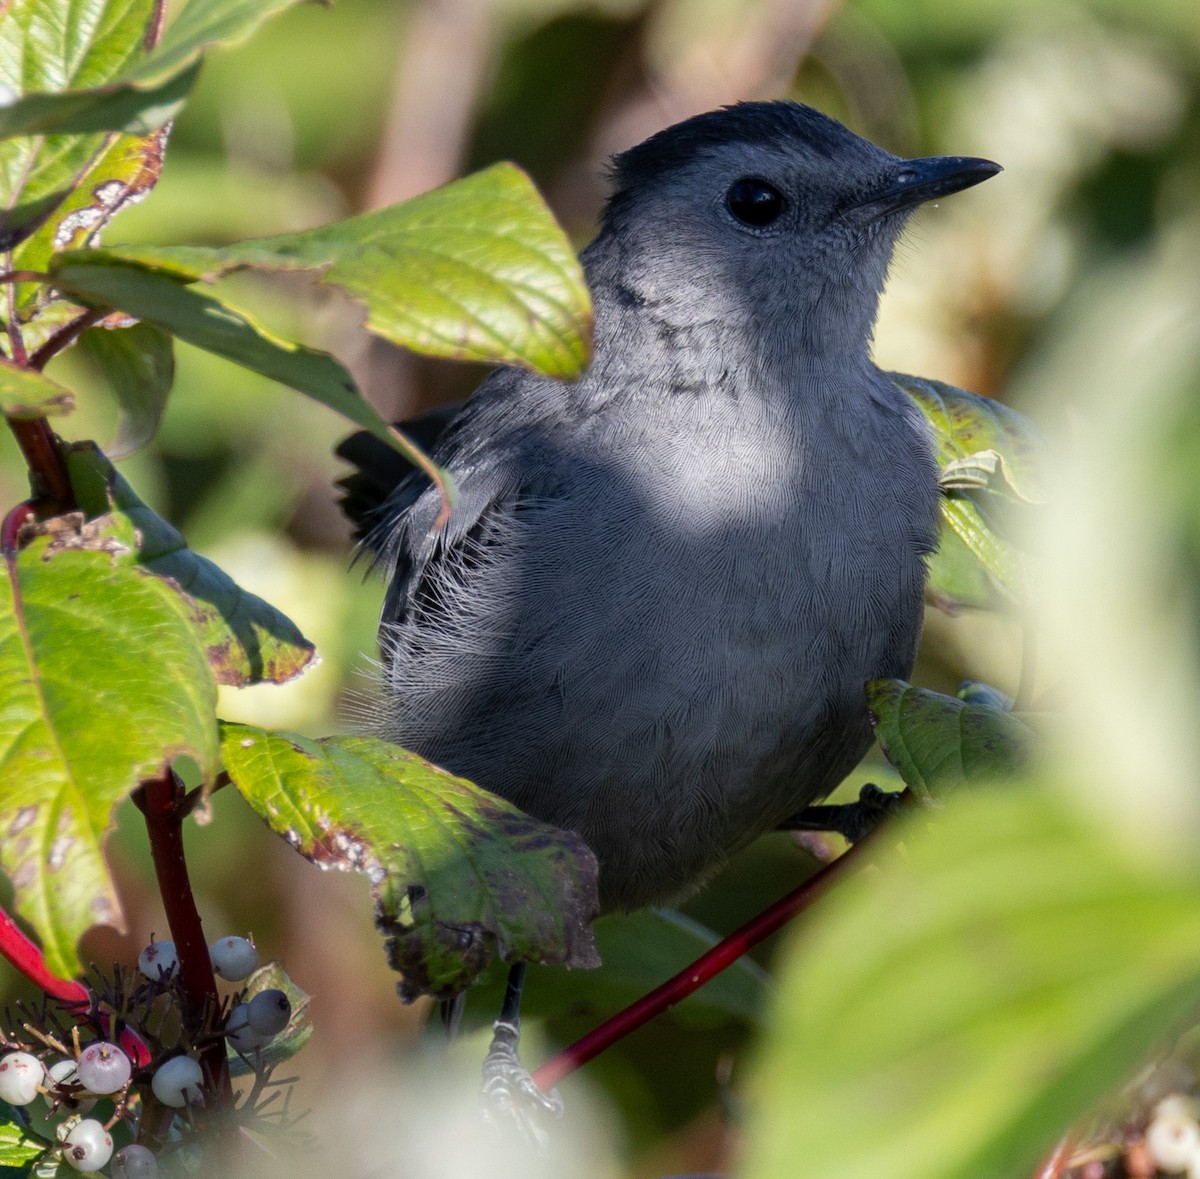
[0,521,219,979]
[220,722,600,1000]
[66,443,314,686]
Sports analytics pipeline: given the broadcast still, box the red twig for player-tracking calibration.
[29,307,107,372]
[7,418,75,512]
[1,502,34,556]
[0,906,88,1004]
[134,773,231,1100]
[532,819,893,1091]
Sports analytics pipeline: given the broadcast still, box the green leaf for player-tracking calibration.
[924,522,1005,614]
[0,63,198,140]
[940,495,1031,606]
[743,787,1200,1179]
[893,373,1045,503]
[0,1102,47,1172]
[66,444,315,686]
[895,373,1044,611]
[9,127,169,354]
[61,163,594,378]
[0,0,175,347]
[0,360,75,418]
[81,320,174,456]
[867,679,1035,804]
[0,0,310,138]
[0,521,219,978]
[0,0,163,246]
[53,263,408,452]
[220,722,601,1000]
[226,961,313,1076]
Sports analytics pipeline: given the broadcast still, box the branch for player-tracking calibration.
[29,307,107,371]
[531,810,900,1091]
[134,772,231,1101]
[0,905,88,1004]
[7,419,75,512]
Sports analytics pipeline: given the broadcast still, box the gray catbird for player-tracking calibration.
[340,101,1000,914]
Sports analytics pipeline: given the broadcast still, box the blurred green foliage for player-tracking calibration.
[3,0,1198,1174]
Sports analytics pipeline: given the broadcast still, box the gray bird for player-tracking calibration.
[340,101,999,915]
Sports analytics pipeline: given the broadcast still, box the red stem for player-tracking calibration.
[29,308,106,372]
[532,820,892,1091]
[0,906,88,1003]
[135,774,231,1099]
[1,502,33,555]
[7,418,74,512]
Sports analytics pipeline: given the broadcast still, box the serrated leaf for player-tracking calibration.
[867,679,1034,804]
[66,444,314,685]
[60,163,594,378]
[226,961,313,1076]
[0,359,75,418]
[0,0,309,139]
[0,1102,47,1171]
[0,522,219,978]
[220,722,601,1000]
[743,787,1200,1179]
[81,320,174,456]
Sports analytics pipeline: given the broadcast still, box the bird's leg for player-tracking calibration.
[480,962,563,1137]
[780,783,910,843]
[439,992,465,1038]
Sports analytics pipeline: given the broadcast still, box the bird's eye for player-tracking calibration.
[725,178,786,227]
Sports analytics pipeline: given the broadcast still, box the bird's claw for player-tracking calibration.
[782,783,909,843]
[480,1019,563,1145]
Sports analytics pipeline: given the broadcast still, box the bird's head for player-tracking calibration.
[596,101,1000,358]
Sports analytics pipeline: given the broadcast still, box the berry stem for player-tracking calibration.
[134,772,231,1101]
[531,811,899,1092]
[0,904,88,1003]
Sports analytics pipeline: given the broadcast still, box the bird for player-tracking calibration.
[339,100,1000,918]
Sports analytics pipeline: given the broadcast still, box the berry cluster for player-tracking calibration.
[0,934,301,1176]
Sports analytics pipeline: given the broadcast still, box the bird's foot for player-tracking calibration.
[480,1018,563,1146]
[781,783,909,843]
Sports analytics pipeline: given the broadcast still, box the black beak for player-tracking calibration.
[852,155,1002,219]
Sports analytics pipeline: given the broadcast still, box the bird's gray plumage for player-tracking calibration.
[351,101,998,911]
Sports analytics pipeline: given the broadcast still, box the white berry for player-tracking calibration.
[62,1118,113,1172]
[1147,1109,1200,1173]
[0,1051,45,1105]
[137,941,178,981]
[149,1056,203,1108]
[112,1144,159,1179]
[224,1004,270,1053]
[209,936,257,981]
[246,989,291,1037]
[76,1041,131,1095]
[44,1060,95,1114]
